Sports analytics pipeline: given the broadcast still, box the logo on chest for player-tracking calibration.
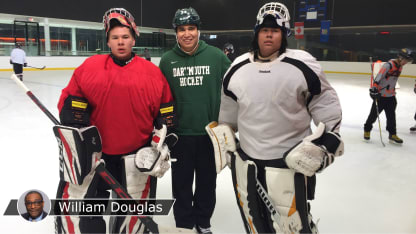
[173,66,210,87]
[259,70,271,73]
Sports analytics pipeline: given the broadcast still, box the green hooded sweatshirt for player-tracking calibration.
[159,40,231,135]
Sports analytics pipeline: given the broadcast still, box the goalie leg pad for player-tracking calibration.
[55,169,102,233]
[53,125,102,185]
[122,154,152,199]
[265,167,318,233]
[230,150,273,234]
[110,155,155,234]
[231,149,317,234]
[206,121,237,173]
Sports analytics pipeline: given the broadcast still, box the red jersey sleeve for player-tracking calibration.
[57,70,84,112]
[160,73,174,104]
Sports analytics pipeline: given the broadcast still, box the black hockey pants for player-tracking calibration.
[364,96,397,135]
[170,135,217,229]
[13,63,23,80]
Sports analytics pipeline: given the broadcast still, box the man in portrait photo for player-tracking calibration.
[21,190,48,222]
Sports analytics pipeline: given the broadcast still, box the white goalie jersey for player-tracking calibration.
[219,49,342,160]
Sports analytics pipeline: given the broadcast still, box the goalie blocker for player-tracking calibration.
[53,125,102,185]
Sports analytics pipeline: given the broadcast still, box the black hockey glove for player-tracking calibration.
[24,63,27,67]
[369,87,380,100]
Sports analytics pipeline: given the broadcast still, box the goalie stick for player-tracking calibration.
[9,74,190,234]
[27,65,46,70]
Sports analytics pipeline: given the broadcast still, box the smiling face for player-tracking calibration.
[25,192,44,219]
[176,24,199,54]
[107,26,135,60]
[257,27,282,58]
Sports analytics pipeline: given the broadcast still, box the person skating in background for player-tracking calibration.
[364,48,414,144]
[159,7,231,234]
[144,48,151,61]
[411,80,416,132]
[10,43,27,81]
[223,42,236,62]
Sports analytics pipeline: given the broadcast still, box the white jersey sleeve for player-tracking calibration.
[295,50,342,133]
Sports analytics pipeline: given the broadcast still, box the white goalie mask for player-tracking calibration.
[255,2,291,36]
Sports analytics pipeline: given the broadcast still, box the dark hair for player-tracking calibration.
[106,19,135,41]
[250,29,288,56]
[25,190,43,201]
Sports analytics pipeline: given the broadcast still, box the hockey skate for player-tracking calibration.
[196,226,212,234]
[389,134,403,144]
[364,131,370,140]
[410,124,416,132]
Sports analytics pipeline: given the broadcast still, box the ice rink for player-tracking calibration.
[0,69,415,233]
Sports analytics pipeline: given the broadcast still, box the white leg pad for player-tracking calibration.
[265,167,303,233]
[56,170,97,233]
[233,152,261,234]
[122,154,150,199]
[112,154,152,233]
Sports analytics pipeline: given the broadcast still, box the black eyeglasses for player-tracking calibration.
[25,200,43,207]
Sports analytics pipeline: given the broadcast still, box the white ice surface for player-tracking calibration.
[0,70,415,233]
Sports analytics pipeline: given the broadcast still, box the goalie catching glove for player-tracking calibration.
[284,122,344,177]
[135,125,178,178]
[205,121,237,173]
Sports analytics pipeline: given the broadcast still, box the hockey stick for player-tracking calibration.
[9,74,191,234]
[374,99,385,147]
[369,60,386,147]
[27,65,46,70]
[11,74,60,124]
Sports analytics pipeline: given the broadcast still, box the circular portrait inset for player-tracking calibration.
[17,189,50,222]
